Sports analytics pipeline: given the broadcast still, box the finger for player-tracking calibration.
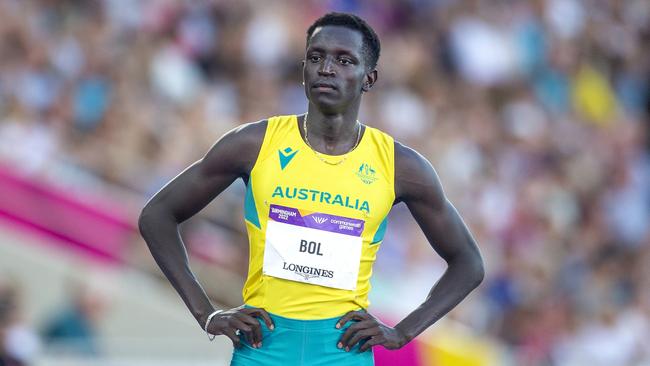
[346,328,379,351]
[246,308,275,331]
[359,336,383,352]
[247,317,263,347]
[336,310,368,329]
[235,311,259,325]
[222,328,242,348]
[235,313,262,345]
[252,321,262,347]
[230,318,254,346]
[338,320,374,349]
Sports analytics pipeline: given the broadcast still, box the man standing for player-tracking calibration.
[139,12,484,366]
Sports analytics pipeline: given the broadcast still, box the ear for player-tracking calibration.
[361,69,378,92]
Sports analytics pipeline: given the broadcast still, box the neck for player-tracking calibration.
[304,104,360,141]
[301,106,362,155]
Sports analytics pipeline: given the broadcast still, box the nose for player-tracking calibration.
[318,57,335,76]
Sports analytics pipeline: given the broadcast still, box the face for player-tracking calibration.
[303,25,376,114]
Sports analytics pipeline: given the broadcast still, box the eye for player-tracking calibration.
[309,55,321,63]
[338,58,353,65]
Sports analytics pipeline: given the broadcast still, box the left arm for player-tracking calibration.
[338,141,485,352]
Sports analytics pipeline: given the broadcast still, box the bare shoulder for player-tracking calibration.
[394,140,444,207]
[200,119,268,179]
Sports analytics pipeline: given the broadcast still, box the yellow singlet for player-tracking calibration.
[242,115,395,319]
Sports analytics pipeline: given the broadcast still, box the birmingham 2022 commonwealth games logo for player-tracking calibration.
[356,163,378,184]
[312,216,328,224]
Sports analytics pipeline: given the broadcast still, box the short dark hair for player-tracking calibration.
[306,12,381,70]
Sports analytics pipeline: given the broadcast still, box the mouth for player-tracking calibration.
[312,82,337,91]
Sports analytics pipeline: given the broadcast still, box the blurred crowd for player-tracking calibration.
[1,0,650,365]
[0,279,39,366]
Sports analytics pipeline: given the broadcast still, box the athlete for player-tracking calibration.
[139,12,484,366]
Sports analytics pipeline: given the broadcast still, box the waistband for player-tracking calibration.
[246,305,360,331]
[270,311,343,331]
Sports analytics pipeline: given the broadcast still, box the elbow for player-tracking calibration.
[469,254,485,289]
[137,205,153,239]
[451,250,485,290]
[472,257,485,288]
[447,250,485,290]
[138,202,179,239]
[138,203,166,239]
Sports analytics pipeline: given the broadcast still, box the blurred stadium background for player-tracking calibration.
[0,0,649,365]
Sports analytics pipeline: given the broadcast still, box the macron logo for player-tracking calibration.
[278,147,298,170]
[312,216,328,224]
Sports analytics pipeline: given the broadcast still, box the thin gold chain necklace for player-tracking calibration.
[303,112,362,166]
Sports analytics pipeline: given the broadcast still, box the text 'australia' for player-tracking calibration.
[271,185,370,213]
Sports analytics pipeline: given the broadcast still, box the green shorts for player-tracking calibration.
[230,311,374,366]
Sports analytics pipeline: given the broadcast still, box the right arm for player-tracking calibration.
[138,120,271,347]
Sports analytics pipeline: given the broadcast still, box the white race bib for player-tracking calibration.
[262,204,364,290]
